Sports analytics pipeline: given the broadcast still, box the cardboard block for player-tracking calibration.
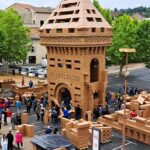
[137,95,145,105]
[22,113,28,124]
[25,124,34,137]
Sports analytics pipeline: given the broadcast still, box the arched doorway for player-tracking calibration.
[90,58,99,82]
[58,87,72,105]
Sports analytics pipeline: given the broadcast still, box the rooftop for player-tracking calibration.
[41,0,112,30]
[8,3,53,13]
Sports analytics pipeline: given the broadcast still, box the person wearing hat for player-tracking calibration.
[15,130,23,149]
[7,129,14,150]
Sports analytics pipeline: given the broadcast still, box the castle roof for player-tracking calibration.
[41,0,111,30]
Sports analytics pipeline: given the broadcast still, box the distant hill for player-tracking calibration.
[113,6,150,18]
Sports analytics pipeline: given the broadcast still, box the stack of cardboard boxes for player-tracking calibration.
[99,92,150,145]
[60,117,112,149]
[64,120,90,149]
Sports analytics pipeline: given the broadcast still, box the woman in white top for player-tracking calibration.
[1,134,8,150]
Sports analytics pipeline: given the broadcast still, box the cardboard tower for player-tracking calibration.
[40,0,112,115]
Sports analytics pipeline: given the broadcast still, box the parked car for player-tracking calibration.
[0,62,3,67]
[21,67,28,75]
[21,67,38,76]
[35,69,47,78]
[28,67,38,74]
[9,63,20,69]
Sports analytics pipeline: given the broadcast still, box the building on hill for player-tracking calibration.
[8,3,53,64]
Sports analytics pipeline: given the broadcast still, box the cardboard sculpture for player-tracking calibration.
[60,117,112,148]
[40,0,112,115]
[99,91,150,145]
[0,79,15,89]
[16,124,34,137]
[11,83,48,99]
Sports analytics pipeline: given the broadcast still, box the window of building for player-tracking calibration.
[56,29,63,33]
[58,63,63,68]
[33,20,35,24]
[86,9,91,14]
[92,10,96,14]
[66,64,72,69]
[54,12,58,16]
[68,28,75,33]
[72,18,79,22]
[100,28,105,32]
[93,92,99,99]
[29,56,36,64]
[87,17,94,22]
[50,64,55,67]
[90,58,99,82]
[96,18,102,22]
[75,67,80,70]
[50,58,55,61]
[74,60,80,63]
[59,11,74,15]
[92,28,96,32]
[40,20,44,26]
[48,20,54,24]
[66,60,72,62]
[46,29,51,33]
[31,46,35,52]
[75,10,80,14]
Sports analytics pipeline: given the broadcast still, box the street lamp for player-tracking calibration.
[119,48,136,150]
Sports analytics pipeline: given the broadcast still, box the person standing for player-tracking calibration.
[16,100,22,114]
[6,108,12,124]
[12,69,15,76]
[36,103,41,121]
[26,97,31,115]
[11,113,16,130]
[3,109,7,125]
[1,134,8,150]
[15,131,23,149]
[75,105,81,120]
[40,105,44,122]
[7,130,14,150]
[29,80,33,88]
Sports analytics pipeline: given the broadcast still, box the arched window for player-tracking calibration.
[90,58,99,82]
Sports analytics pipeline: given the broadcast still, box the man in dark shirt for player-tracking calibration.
[7,130,14,150]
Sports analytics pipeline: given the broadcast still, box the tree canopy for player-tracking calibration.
[106,15,139,74]
[0,9,30,72]
[135,20,150,68]
[93,0,113,25]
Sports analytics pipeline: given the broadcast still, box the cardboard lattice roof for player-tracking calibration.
[41,0,111,30]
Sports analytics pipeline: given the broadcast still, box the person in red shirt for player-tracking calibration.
[130,109,137,119]
[6,109,12,124]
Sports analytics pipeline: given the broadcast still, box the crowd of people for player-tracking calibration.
[0,83,144,149]
[93,86,143,119]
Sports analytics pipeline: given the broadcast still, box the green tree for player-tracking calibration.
[93,0,113,25]
[0,9,30,73]
[135,20,150,68]
[107,15,139,75]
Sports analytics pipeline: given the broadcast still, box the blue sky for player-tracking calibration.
[0,0,150,10]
